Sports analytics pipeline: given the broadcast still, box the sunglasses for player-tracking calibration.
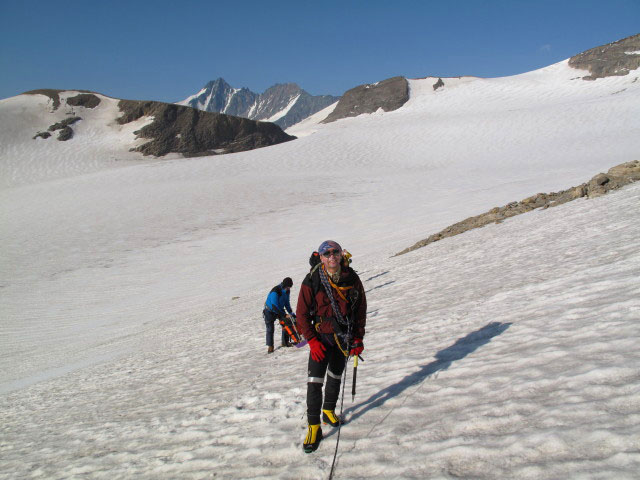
[321,249,342,258]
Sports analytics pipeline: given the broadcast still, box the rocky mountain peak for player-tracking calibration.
[180,80,339,129]
[205,77,231,89]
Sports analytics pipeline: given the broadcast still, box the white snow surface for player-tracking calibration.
[265,94,301,123]
[285,101,339,137]
[1,60,640,479]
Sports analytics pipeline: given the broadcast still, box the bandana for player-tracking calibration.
[318,240,342,255]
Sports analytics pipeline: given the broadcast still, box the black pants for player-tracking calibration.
[263,309,288,347]
[306,341,348,424]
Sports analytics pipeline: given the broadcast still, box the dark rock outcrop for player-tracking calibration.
[322,76,409,123]
[395,160,640,256]
[117,100,295,157]
[47,116,82,132]
[33,116,82,142]
[32,131,51,140]
[569,33,640,80]
[57,126,74,141]
[433,78,445,90]
[67,93,101,109]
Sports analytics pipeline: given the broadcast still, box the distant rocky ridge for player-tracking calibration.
[396,160,640,256]
[179,78,339,129]
[117,100,295,157]
[569,33,640,80]
[321,33,639,125]
[25,90,294,157]
[322,76,409,123]
[25,89,96,112]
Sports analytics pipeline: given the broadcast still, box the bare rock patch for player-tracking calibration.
[569,33,640,80]
[322,76,409,123]
[67,93,101,109]
[33,116,82,142]
[395,160,640,256]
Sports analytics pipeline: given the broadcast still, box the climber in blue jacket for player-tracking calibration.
[263,277,294,353]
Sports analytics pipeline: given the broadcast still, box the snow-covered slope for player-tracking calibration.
[1,57,639,478]
[2,177,638,479]
[285,100,339,137]
[0,92,153,187]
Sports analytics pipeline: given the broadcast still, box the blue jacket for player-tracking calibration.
[265,284,293,316]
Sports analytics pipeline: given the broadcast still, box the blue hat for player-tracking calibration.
[318,240,342,254]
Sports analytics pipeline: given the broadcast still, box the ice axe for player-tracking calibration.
[351,354,363,401]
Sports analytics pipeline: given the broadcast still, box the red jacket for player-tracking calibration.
[296,266,367,341]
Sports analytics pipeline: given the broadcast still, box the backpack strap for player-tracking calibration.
[271,284,283,296]
[307,265,361,318]
[265,284,283,311]
[308,266,322,318]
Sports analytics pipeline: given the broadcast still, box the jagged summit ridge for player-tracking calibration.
[184,78,256,116]
[179,78,339,129]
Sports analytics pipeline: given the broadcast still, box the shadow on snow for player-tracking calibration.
[345,321,511,423]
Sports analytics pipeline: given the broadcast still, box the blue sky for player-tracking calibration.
[1,0,638,102]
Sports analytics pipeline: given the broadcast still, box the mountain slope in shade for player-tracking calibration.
[178,78,340,129]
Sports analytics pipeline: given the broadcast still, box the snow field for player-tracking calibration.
[1,182,639,479]
[1,59,639,478]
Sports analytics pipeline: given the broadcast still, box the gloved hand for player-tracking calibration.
[308,337,326,362]
[350,338,364,356]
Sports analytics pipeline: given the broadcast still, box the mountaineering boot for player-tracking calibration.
[303,424,323,453]
[267,346,274,354]
[322,409,343,427]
